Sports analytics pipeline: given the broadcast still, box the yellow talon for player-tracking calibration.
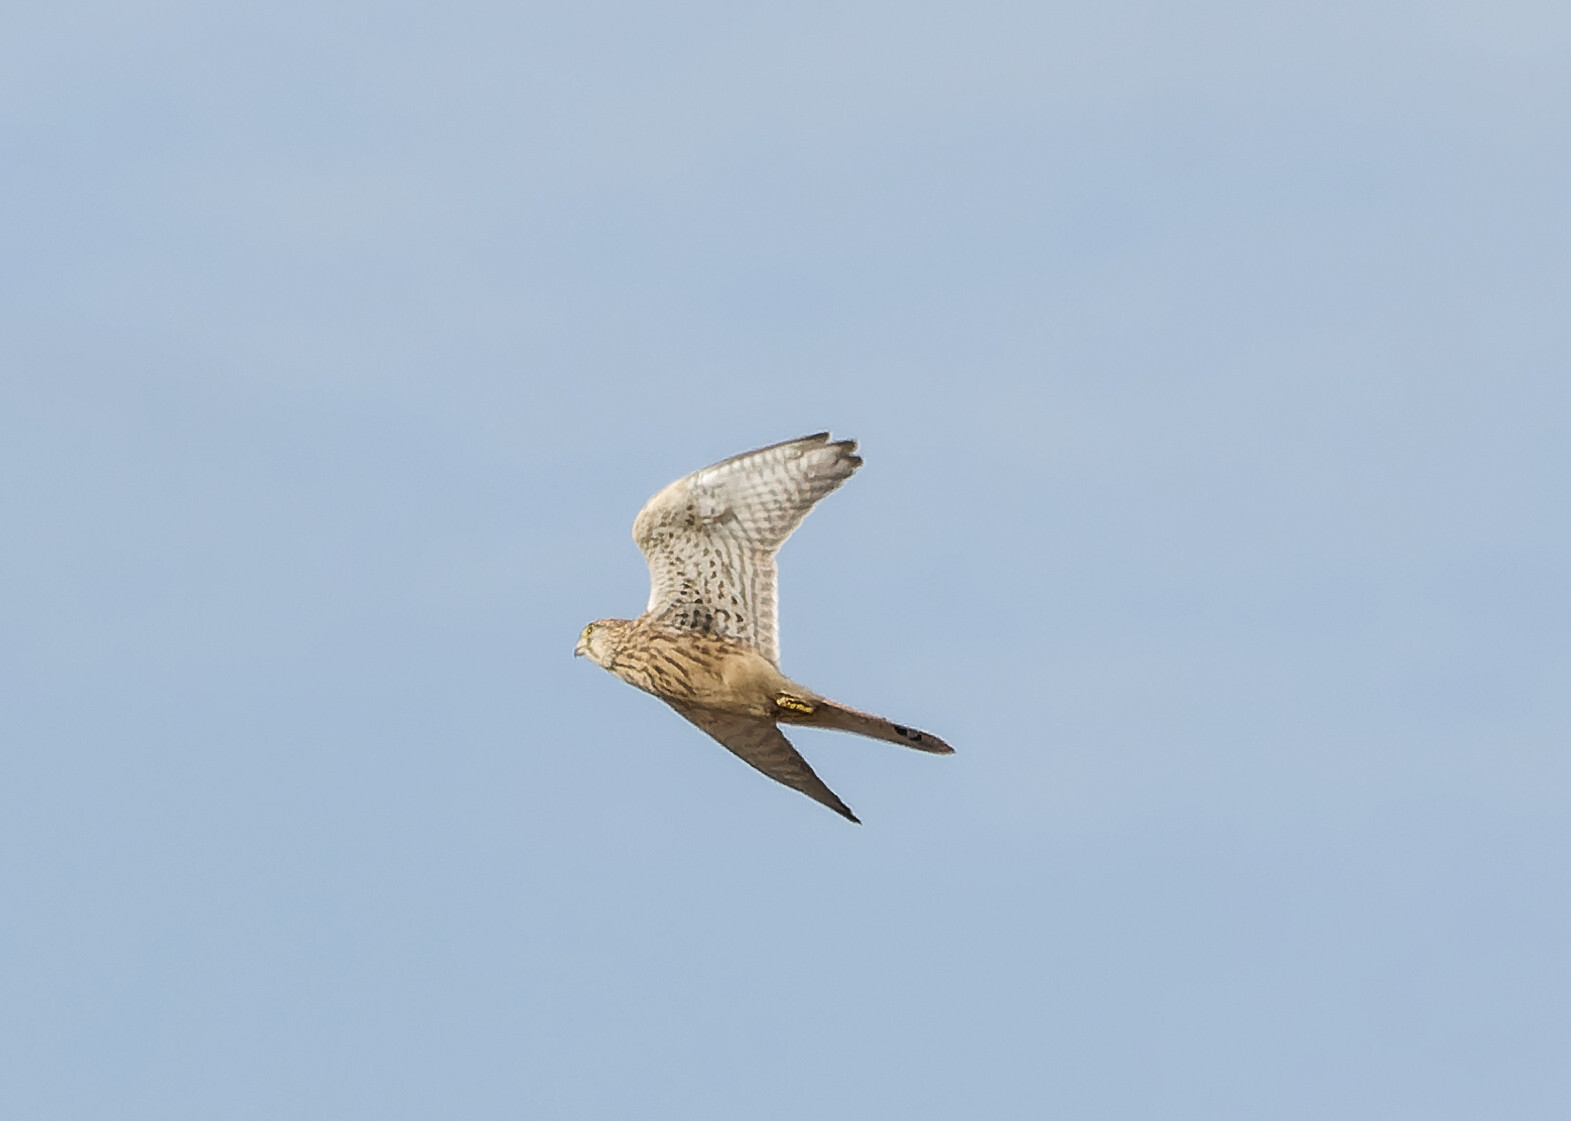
[774,694,816,715]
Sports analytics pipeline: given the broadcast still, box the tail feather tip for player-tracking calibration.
[891,722,955,754]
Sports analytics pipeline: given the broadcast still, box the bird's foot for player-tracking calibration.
[773,693,816,715]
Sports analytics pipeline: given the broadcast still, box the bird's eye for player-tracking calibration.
[582,623,596,641]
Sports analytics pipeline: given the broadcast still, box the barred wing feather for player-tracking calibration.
[632,432,861,667]
[665,702,858,822]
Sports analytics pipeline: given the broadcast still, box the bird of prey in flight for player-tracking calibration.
[576,433,953,822]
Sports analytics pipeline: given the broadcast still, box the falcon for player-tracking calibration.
[575,433,953,822]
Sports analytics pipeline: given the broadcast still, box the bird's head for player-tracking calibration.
[574,619,625,669]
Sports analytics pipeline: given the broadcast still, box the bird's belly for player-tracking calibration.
[614,635,786,717]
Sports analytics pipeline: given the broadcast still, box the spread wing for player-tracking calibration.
[632,432,861,667]
[666,702,858,822]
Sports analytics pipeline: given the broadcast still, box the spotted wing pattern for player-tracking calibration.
[632,433,861,667]
[665,701,858,822]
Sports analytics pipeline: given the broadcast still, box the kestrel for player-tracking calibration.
[575,432,953,822]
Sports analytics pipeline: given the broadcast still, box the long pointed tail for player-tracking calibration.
[782,696,954,754]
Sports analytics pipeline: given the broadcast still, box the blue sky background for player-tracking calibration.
[3,2,1569,1117]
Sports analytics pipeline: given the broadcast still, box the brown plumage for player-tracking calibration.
[575,433,954,822]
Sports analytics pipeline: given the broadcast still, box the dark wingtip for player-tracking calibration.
[821,793,861,823]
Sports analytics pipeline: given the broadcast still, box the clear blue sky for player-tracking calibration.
[3,2,1568,1117]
